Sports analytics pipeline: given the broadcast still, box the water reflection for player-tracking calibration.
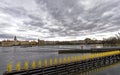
[71,62,120,75]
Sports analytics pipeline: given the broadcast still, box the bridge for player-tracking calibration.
[3,49,120,75]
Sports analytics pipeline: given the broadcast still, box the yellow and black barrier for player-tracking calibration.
[3,50,120,75]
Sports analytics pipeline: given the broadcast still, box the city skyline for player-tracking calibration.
[0,0,120,41]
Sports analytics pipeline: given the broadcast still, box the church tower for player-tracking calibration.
[13,36,19,46]
[14,36,17,41]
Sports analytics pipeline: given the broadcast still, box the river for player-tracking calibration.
[0,45,120,75]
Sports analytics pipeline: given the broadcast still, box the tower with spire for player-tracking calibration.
[14,36,17,41]
[13,36,19,46]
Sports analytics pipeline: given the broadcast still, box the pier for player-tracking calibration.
[3,50,120,75]
[58,47,120,54]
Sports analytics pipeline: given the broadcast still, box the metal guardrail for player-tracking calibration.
[3,50,120,75]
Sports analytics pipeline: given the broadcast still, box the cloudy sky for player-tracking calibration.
[0,0,120,41]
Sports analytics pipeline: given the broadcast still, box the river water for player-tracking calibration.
[0,45,120,75]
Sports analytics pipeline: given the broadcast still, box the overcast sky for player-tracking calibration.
[0,0,120,41]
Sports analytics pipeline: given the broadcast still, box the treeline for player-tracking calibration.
[102,33,120,46]
[84,38,101,44]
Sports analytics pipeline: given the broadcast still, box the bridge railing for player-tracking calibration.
[4,50,120,75]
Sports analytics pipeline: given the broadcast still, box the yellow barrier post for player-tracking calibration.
[7,63,12,73]
[16,62,21,71]
[93,54,95,59]
[54,58,57,65]
[94,53,97,58]
[72,56,75,62]
[49,58,53,66]
[90,54,94,59]
[74,56,77,62]
[32,61,36,69]
[84,55,87,60]
[78,55,81,61]
[86,54,88,60]
[82,54,85,60]
[63,57,66,64]
[38,60,42,68]
[44,59,47,67]
[59,57,62,65]
[68,56,71,63]
[24,61,29,70]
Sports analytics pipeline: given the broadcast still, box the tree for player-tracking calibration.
[84,38,92,44]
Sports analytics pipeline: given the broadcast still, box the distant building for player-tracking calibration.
[20,41,29,46]
[1,36,20,46]
[1,40,14,46]
[29,41,37,45]
[38,39,45,45]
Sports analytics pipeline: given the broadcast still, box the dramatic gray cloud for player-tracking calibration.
[0,0,120,41]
